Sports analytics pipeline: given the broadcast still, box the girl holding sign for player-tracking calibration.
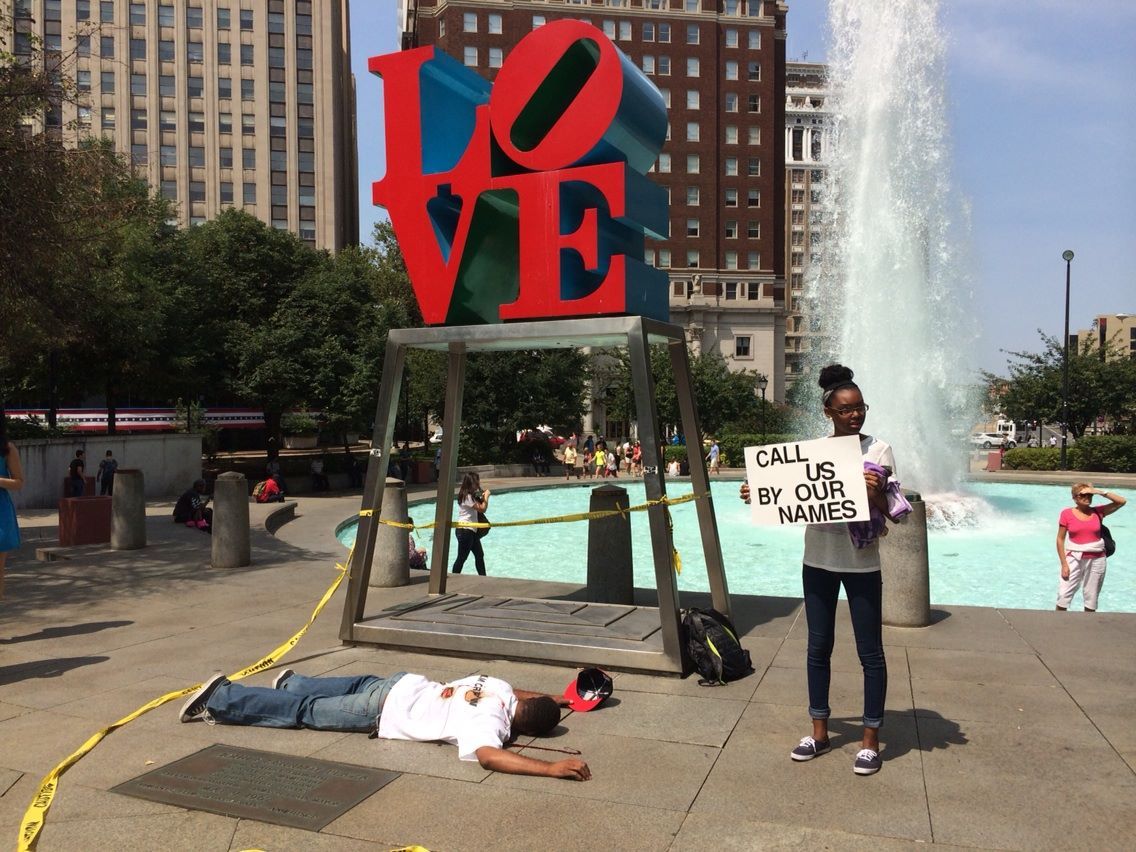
[741,364,894,775]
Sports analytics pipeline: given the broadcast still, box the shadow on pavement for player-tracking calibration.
[0,519,340,623]
[0,656,111,687]
[823,709,968,761]
[0,620,133,645]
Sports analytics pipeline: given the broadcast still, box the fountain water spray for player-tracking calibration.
[807,0,979,514]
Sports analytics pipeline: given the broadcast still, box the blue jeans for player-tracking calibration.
[802,565,887,729]
[205,672,406,731]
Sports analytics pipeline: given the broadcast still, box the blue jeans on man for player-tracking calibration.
[205,672,407,731]
[802,565,887,729]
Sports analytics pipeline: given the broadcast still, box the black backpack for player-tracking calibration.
[681,608,754,686]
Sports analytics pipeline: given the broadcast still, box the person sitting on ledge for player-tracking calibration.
[179,669,591,781]
[172,479,212,532]
[255,473,286,504]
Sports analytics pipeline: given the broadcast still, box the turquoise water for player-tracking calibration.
[339,482,1134,613]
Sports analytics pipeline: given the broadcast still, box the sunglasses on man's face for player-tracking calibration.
[1076,493,1093,500]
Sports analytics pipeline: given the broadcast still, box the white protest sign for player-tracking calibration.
[744,435,870,526]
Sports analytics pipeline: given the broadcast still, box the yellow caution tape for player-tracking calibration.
[359,490,707,577]
[17,542,354,851]
[361,490,704,532]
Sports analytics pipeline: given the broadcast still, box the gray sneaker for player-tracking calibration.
[271,668,295,690]
[790,736,831,761]
[179,673,227,722]
[854,748,881,775]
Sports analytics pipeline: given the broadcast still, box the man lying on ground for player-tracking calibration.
[180,669,591,781]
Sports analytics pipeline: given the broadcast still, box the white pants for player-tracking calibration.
[1056,551,1107,610]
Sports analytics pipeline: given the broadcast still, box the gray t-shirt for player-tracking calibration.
[802,434,896,573]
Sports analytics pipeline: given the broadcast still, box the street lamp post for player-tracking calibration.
[757,374,769,444]
[1060,250,1074,470]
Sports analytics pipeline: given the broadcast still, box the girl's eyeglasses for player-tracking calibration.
[830,404,869,416]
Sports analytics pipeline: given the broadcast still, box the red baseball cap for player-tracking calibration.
[563,667,613,712]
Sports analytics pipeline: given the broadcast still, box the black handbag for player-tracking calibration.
[476,511,490,538]
[1100,523,1116,557]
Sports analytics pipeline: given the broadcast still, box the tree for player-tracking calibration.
[599,345,777,439]
[180,210,321,438]
[275,245,414,439]
[457,350,591,462]
[988,332,1136,438]
[1,20,153,358]
[2,20,174,421]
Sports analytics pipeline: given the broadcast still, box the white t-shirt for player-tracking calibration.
[456,494,478,525]
[801,434,896,574]
[377,674,516,761]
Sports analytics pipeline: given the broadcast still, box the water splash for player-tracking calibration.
[807,0,978,499]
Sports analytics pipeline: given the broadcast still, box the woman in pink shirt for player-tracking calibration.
[1056,483,1126,612]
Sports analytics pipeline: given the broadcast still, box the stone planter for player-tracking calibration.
[283,434,318,450]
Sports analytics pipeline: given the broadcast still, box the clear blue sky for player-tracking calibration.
[350,0,1136,375]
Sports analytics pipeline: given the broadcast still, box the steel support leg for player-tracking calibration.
[669,339,731,617]
[626,319,683,670]
[428,343,467,595]
[340,337,406,639]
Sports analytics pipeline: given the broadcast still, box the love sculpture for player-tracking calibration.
[341,23,730,677]
[370,20,671,325]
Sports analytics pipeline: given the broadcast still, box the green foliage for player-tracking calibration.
[2,415,71,439]
[986,332,1136,438]
[717,433,801,469]
[1002,438,1136,473]
[1068,436,1136,473]
[597,345,787,440]
[1002,448,1070,471]
[456,350,590,464]
[281,412,319,435]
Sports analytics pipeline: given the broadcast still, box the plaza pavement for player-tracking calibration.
[1,474,1134,851]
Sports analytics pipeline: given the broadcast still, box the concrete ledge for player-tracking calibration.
[262,501,298,535]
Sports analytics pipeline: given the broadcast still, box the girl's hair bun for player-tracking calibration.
[818,364,854,390]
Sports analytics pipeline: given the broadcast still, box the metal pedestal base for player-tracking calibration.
[339,316,730,675]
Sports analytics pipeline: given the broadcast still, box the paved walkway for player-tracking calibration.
[1,487,1134,850]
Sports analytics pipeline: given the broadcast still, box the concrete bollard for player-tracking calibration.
[587,484,634,605]
[880,493,931,627]
[370,478,409,587]
[110,469,147,550]
[212,472,251,569]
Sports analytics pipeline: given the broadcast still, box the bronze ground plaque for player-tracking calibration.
[111,744,399,831]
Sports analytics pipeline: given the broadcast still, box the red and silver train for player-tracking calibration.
[5,408,269,433]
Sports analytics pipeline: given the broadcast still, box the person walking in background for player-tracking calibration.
[741,364,896,776]
[1056,484,1126,613]
[593,443,607,479]
[433,446,442,482]
[96,450,118,496]
[0,419,25,599]
[563,443,579,480]
[346,452,363,488]
[310,455,330,491]
[706,438,721,476]
[452,472,490,576]
[68,449,85,497]
[398,441,413,482]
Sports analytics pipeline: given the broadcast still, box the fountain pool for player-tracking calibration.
[338,481,1134,613]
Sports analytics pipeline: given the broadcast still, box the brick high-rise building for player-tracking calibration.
[402,0,788,405]
[4,0,358,251]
